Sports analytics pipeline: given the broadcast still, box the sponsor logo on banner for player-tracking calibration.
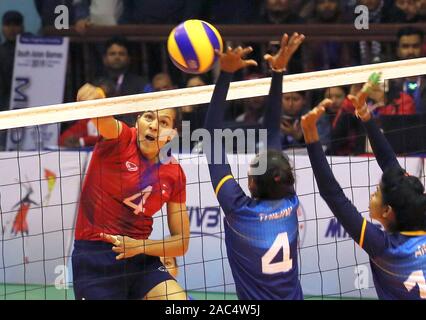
[188,206,222,239]
[7,35,69,151]
[325,218,349,239]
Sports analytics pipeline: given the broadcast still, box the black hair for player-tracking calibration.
[397,27,424,43]
[104,36,131,55]
[249,150,295,200]
[380,167,426,231]
[138,109,182,134]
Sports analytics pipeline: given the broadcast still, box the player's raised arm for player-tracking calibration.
[76,83,122,140]
[348,73,401,172]
[203,47,257,213]
[302,103,387,257]
[262,33,305,150]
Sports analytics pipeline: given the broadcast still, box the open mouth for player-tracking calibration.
[145,134,156,142]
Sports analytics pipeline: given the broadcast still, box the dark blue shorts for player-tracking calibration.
[72,240,174,300]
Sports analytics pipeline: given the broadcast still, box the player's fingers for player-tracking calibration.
[99,233,116,244]
[319,98,333,109]
[315,106,326,117]
[263,54,273,62]
[116,254,125,260]
[214,49,223,57]
[112,246,123,253]
[244,59,258,67]
[280,33,289,48]
[241,46,253,57]
[347,94,358,106]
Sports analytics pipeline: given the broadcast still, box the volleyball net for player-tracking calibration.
[0,58,425,300]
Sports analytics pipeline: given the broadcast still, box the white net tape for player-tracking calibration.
[0,57,425,130]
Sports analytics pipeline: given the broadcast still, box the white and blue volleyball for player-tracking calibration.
[167,20,223,74]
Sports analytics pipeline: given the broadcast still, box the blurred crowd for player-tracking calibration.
[0,0,426,154]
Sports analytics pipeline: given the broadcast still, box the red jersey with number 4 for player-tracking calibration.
[75,124,186,241]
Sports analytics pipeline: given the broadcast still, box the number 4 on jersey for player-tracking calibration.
[123,186,153,215]
[404,270,426,299]
[262,232,293,274]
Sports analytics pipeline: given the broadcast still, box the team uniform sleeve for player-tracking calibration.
[170,165,187,204]
[204,72,251,214]
[93,122,133,162]
[262,71,284,150]
[362,118,401,172]
[307,142,389,257]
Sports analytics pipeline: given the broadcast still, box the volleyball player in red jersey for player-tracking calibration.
[72,84,189,300]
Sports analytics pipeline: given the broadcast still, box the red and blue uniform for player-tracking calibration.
[72,124,186,300]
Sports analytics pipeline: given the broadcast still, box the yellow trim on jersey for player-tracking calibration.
[215,175,234,196]
[359,218,367,249]
[400,231,426,236]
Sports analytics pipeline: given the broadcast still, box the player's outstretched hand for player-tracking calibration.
[348,72,382,122]
[100,233,145,260]
[217,46,258,73]
[264,32,305,72]
[77,83,106,102]
[301,99,331,144]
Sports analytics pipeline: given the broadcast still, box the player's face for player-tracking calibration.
[103,44,130,71]
[369,186,390,223]
[397,35,423,60]
[282,93,305,116]
[136,109,176,160]
[325,87,345,113]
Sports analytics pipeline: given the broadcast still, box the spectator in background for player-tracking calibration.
[59,118,98,148]
[121,0,200,24]
[259,0,306,74]
[206,0,262,24]
[260,0,305,24]
[0,11,24,110]
[416,0,426,20]
[317,86,348,148]
[73,0,124,34]
[34,0,75,29]
[181,76,208,131]
[388,27,425,114]
[280,91,309,149]
[235,72,265,125]
[326,84,366,155]
[394,0,418,22]
[95,36,147,126]
[121,0,203,81]
[305,0,354,71]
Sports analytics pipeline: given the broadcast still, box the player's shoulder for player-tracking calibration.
[160,156,186,177]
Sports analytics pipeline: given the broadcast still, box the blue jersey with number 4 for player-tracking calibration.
[204,71,303,300]
[220,181,303,300]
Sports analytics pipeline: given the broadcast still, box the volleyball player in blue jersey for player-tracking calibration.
[203,33,305,300]
[301,76,426,299]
